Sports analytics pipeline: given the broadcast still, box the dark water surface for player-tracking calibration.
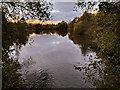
[12,34,100,88]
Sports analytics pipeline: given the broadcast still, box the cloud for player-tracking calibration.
[51,10,60,13]
[50,2,82,22]
[50,11,81,22]
[50,0,77,2]
[52,41,60,45]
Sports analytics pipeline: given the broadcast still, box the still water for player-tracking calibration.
[13,34,100,88]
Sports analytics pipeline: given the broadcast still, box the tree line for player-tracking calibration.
[2,11,68,89]
[31,21,68,36]
[69,1,120,88]
[2,1,120,89]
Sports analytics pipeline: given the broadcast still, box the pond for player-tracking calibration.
[11,33,101,88]
[2,1,120,89]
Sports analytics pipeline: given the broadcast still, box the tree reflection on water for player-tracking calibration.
[2,1,53,89]
[2,1,120,89]
[20,57,53,88]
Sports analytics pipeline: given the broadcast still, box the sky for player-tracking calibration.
[51,0,78,2]
[50,2,82,22]
[8,1,82,22]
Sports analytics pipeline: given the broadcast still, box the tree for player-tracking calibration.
[73,1,120,88]
[2,1,53,20]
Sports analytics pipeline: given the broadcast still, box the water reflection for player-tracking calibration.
[21,67,53,88]
[15,34,99,88]
[3,1,120,88]
[3,14,102,88]
[69,34,94,55]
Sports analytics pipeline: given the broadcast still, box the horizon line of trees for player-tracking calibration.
[2,1,120,89]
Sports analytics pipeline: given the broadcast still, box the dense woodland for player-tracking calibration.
[2,1,120,89]
[68,2,120,88]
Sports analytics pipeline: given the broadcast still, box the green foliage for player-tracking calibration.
[2,51,22,89]
[2,1,120,88]
[2,12,68,88]
[94,2,120,88]
[96,1,120,65]
[2,12,29,89]
[56,21,68,36]
[70,1,120,88]
[68,12,98,55]
[34,21,68,37]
